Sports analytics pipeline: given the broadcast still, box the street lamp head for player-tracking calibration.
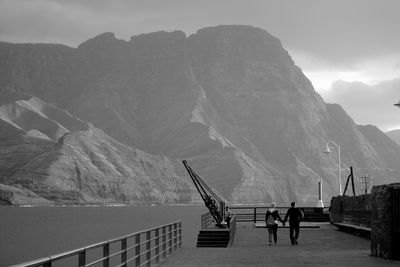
[395,100,400,108]
[323,145,332,154]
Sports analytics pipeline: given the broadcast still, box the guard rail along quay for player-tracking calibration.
[11,221,182,267]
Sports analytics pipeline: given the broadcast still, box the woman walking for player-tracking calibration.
[265,202,284,246]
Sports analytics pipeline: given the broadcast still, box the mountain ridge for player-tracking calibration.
[1,25,399,205]
[0,90,197,205]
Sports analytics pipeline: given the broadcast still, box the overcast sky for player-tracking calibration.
[1,0,399,131]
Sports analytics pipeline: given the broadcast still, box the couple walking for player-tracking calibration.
[265,201,303,246]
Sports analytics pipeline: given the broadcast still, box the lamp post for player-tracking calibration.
[323,140,342,196]
[316,180,324,207]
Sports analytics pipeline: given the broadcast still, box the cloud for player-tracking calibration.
[292,52,400,92]
[322,79,400,131]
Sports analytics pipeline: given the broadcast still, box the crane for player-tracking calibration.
[182,160,227,227]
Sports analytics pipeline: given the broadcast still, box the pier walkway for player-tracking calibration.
[160,223,398,267]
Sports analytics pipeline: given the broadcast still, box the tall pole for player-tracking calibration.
[338,145,342,196]
[324,140,342,196]
[317,180,324,207]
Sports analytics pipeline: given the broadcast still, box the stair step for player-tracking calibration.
[197,236,229,241]
[197,239,229,243]
[196,229,231,248]
[199,232,230,236]
[196,244,228,247]
[199,230,230,234]
[197,244,228,247]
[198,234,229,238]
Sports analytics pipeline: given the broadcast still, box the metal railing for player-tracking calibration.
[228,215,237,245]
[12,221,182,267]
[229,206,330,223]
[201,212,214,229]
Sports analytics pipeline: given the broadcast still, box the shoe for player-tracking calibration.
[294,239,298,245]
[268,243,272,246]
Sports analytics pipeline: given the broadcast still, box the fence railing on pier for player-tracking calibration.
[201,211,214,229]
[229,206,330,223]
[12,221,182,267]
[229,215,237,244]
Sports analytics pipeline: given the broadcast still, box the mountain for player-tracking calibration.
[1,25,399,205]
[386,129,400,146]
[0,90,196,205]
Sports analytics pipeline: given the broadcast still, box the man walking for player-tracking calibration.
[283,202,303,245]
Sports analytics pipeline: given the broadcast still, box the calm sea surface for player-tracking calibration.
[0,205,207,266]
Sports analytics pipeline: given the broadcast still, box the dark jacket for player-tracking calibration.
[284,207,303,224]
[265,209,283,225]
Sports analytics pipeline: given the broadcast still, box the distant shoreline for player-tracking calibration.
[1,202,205,208]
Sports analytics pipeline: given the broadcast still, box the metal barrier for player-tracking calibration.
[12,221,182,267]
[201,212,214,229]
[229,206,330,223]
[229,215,237,245]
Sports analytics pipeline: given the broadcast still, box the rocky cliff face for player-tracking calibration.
[0,90,196,205]
[1,25,399,205]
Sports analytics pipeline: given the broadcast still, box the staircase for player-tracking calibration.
[196,229,230,247]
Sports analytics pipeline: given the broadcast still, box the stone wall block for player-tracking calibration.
[370,183,400,260]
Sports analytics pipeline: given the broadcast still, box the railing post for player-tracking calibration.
[78,249,86,267]
[146,230,151,267]
[178,222,182,247]
[103,243,110,267]
[173,223,178,249]
[13,221,183,267]
[162,226,167,258]
[254,207,257,223]
[168,224,173,254]
[155,228,160,264]
[121,238,127,267]
[135,234,140,267]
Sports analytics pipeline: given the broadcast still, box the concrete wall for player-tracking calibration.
[329,194,371,225]
[329,195,344,223]
[370,183,400,260]
[330,183,400,260]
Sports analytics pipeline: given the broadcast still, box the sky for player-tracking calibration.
[0,0,399,131]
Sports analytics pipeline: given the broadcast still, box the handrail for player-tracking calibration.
[229,206,330,223]
[228,215,237,245]
[201,211,214,229]
[12,221,182,267]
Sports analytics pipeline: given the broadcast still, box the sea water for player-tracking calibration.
[0,205,206,266]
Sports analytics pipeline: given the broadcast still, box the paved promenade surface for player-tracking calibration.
[160,223,398,267]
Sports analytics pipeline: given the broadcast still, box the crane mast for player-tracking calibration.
[182,160,226,227]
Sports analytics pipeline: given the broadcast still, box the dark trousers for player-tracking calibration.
[289,222,300,244]
[226,217,231,228]
[267,224,278,243]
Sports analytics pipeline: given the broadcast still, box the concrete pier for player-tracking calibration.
[160,223,398,266]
